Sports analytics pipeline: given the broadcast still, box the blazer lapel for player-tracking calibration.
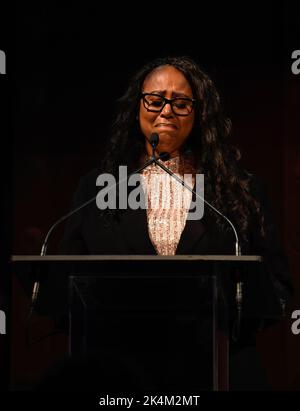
[176,182,207,254]
[176,215,207,254]
[119,175,156,254]
[118,200,156,255]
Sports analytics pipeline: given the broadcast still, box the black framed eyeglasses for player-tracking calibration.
[141,93,196,116]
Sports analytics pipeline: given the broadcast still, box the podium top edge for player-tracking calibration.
[11,255,262,262]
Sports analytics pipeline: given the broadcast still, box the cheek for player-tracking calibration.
[180,118,194,140]
[139,108,156,133]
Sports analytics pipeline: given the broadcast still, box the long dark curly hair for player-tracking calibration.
[100,56,264,242]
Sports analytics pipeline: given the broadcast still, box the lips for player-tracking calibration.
[155,123,177,129]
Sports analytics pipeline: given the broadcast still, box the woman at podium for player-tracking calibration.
[54,56,292,390]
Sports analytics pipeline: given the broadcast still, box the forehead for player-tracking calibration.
[143,65,192,93]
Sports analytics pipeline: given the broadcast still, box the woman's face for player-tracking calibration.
[139,65,195,158]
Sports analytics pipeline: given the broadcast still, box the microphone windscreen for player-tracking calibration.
[149,133,159,146]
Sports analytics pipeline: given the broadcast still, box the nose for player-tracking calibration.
[160,101,173,117]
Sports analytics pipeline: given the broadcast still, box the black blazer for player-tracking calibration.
[59,168,292,316]
[43,168,292,390]
[34,168,290,347]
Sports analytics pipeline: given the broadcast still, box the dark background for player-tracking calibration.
[2,1,300,390]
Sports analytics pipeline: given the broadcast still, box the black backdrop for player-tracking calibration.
[12,2,290,253]
[2,1,300,391]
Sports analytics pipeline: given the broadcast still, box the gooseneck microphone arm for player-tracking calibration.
[40,158,159,257]
[30,193,104,317]
[40,197,95,257]
[152,157,241,256]
[41,136,160,258]
[30,133,162,313]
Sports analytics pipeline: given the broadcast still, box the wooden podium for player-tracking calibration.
[12,255,262,392]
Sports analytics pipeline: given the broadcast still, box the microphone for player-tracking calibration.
[150,134,243,340]
[29,145,167,314]
[149,132,159,160]
[146,132,241,253]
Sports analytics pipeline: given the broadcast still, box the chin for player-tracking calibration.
[157,131,175,139]
[157,135,175,148]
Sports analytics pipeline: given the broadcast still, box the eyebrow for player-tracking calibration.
[147,90,192,99]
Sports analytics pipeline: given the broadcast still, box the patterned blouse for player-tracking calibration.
[141,155,195,255]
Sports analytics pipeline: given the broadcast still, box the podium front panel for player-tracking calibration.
[68,273,225,391]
